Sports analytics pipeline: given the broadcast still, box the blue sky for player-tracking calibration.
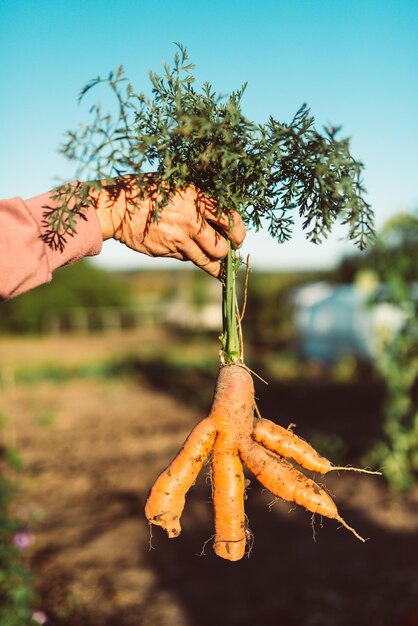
[1,0,417,271]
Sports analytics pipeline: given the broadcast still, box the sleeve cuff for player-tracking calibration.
[25,190,103,273]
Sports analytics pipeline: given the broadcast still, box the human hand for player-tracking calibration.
[94,177,246,277]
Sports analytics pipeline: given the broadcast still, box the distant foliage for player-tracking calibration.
[366,213,418,490]
[0,261,133,334]
[44,44,374,253]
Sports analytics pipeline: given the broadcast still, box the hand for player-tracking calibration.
[94,177,246,277]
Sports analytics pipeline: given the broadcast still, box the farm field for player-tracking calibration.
[1,330,418,626]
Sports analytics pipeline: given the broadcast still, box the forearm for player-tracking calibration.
[0,177,245,300]
[0,191,102,300]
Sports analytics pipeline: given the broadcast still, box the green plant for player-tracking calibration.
[46,45,376,558]
[45,44,374,252]
[46,42,374,354]
[47,42,374,356]
[366,213,418,490]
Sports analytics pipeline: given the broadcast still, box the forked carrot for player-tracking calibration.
[145,363,373,560]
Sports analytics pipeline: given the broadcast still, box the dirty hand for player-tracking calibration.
[94,179,246,278]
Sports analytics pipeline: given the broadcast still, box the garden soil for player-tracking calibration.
[1,332,418,626]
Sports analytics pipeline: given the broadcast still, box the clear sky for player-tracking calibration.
[1,0,417,271]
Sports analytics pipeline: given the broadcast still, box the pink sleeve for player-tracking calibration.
[0,191,103,300]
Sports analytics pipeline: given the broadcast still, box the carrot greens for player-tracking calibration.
[45,43,374,252]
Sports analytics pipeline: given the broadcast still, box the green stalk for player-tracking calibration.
[221,244,241,363]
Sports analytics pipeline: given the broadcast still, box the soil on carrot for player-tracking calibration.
[1,331,418,626]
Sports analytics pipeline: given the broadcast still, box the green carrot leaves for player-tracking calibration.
[45,43,375,252]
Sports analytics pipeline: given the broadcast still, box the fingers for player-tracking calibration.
[229,212,246,249]
[203,210,246,250]
[186,212,245,277]
[194,223,229,260]
[191,188,246,249]
[117,182,246,274]
[181,240,223,278]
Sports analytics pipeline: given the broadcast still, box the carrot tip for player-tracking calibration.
[329,465,382,476]
[146,512,182,538]
[337,516,366,542]
[213,538,246,561]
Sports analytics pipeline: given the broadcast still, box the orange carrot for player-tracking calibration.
[145,363,370,560]
[145,417,216,537]
[252,418,332,473]
[241,439,337,518]
[212,441,246,560]
[252,418,381,477]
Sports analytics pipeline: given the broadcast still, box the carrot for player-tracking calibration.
[252,417,381,477]
[252,418,332,473]
[212,442,246,560]
[241,440,337,517]
[145,417,216,538]
[145,363,370,560]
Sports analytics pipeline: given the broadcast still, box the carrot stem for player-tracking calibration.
[222,244,241,362]
[239,254,250,322]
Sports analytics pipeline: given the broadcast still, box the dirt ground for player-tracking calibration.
[1,332,418,626]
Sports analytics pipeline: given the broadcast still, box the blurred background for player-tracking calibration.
[1,1,418,625]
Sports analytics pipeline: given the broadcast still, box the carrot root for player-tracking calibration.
[328,466,382,476]
[242,440,338,519]
[145,417,216,537]
[253,417,332,474]
[336,516,366,542]
[212,439,246,561]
